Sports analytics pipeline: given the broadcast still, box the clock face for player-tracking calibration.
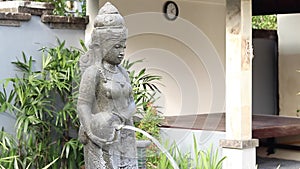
[163,1,179,21]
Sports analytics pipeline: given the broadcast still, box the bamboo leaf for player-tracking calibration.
[41,158,59,169]
[14,156,19,169]
[80,39,88,52]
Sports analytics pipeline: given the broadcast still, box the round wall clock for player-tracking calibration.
[163,1,179,21]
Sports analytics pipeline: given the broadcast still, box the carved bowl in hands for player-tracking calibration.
[90,112,122,142]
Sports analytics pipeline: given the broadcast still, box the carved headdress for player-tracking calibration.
[79,2,127,72]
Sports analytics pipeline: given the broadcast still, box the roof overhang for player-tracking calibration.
[253,0,300,15]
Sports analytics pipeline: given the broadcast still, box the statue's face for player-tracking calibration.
[103,40,126,65]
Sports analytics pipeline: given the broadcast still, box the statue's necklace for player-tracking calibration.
[97,66,125,87]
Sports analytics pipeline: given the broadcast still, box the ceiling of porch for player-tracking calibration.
[253,0,300,15]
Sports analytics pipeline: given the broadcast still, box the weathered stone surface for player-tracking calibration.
[41,15,89,24]
[0,1,88,29]
[42,15,89,30]
[0,20,21,27]
[77,2,138,169]
[220,139,259,149]
[0,8,18,13]
[18,6,53,16]
[0,12,31,21]
[23,1,54,10]
[49,23,87,30]
[0,1,54,15]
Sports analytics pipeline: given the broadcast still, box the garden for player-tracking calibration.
[0,0,288,168]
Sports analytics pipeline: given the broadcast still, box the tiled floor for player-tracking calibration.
[257,147,300,162]
[257,156,300,169]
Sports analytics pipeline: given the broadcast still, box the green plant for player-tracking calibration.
[155,135,226,169]
[252,15,277,30]
[122,59,163,167]
[122,59,163,139]
[0,42,163,168]
[122,60,162,114]
[33,0,86,16]
[0,39,84,168]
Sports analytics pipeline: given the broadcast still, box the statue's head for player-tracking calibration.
[80,2,127,72]
[91,2,128,62]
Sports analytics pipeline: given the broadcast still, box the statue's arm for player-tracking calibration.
[77,67,115,146]
[77,67,96,135]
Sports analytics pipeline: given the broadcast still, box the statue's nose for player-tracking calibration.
[119,52,124,57]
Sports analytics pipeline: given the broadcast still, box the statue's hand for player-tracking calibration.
[79,126,88,144]
[86,131,117,147]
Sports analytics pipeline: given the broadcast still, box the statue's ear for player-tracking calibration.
[79,49,95,74]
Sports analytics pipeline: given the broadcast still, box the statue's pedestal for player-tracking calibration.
[136,140,151,169]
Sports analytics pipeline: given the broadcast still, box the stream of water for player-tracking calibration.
[119,125,180,169]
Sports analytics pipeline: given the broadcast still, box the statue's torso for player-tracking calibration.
[95,68,133,116]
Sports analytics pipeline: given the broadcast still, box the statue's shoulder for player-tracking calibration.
[79,49,95,73]
[118,65,130,81]
[118,65,129,76]
[81,65,98,80]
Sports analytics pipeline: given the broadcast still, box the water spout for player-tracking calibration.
[117,125,180,169]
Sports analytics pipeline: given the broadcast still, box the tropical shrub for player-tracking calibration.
[252,15,277,30]
[0,39,84,169]
[157,135,226,169]
[122,59,163,167]
[32,0,86,16]
[0,40,163,168]
[122,59,163,140]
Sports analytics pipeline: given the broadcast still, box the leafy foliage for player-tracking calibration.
[122,59,163,139]
[252,15,277,30]
[0,41,163,168]
[156,135,226,169]
[122,60,162,114]
[0,39,84,168]
[33,0,86,16]
[122,59,164,167]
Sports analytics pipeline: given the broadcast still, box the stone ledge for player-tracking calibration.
[0,20,21,27]
[41,15,89,30]
[0,12,31,21]
[23,1,55,9]
[220,139,259,149]
[18,6,53,16]
[41,15,89,24]
[0,1,89,29]
[0,12,31,27]
[0,1,54,15]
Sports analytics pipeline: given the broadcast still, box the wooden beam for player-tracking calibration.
[253,0,300,15]
[161,113,300,139]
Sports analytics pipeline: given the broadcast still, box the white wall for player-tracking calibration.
[278,14,300,117]
[0,16,85,134]
[96,0,226,116]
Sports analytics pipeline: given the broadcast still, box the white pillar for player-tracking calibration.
[220,0,258,168]
[85,0,100,42]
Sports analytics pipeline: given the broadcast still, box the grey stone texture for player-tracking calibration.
[0,1,88,29]
[77,2,138,169]
[220,139,259,149]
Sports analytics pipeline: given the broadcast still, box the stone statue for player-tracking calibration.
[77,2,138,168]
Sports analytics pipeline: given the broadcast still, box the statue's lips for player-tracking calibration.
[118,55,124,60]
